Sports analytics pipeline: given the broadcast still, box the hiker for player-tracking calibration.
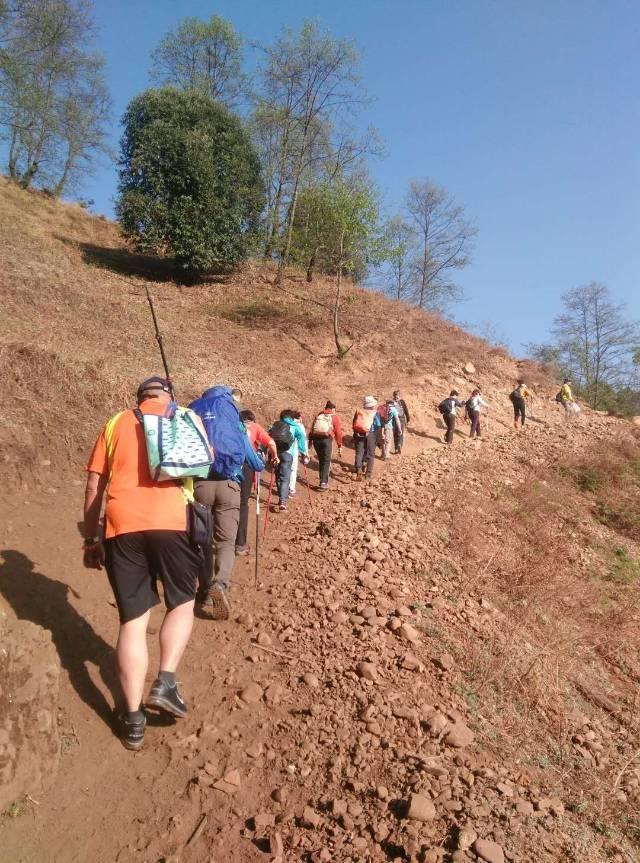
[83,376,208,750]
[352,396,382,480]
[559,377,580,419]
[309,400,343,490]
[377,399,402,461]
[466,388,488,439]
[189,386,265,621]
[236,410,278,556]
[509,381,532,429]
[288,410,306,498]
[392,390,411,454]
[438,390,467,444]
[269,409,309,512]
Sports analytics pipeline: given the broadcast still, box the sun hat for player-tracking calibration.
[363,395,377,409]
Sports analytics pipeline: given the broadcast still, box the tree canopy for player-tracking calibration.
[116,87,263,275]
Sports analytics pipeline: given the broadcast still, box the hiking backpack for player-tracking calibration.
[132,404,213,482]
[378,403,392,425]
[509,389,524,404]
[353,408,375,435]
[554,391,564,403]
[437,399,450,416]
[270,420,294,452]
[188,386,247,481]
[311,413,333,437]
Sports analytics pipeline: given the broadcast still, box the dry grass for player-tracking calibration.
[446,433,640,850]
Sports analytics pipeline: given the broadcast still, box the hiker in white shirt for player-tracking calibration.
[466,388,488,439]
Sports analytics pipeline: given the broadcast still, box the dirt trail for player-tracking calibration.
[2,401,631,863]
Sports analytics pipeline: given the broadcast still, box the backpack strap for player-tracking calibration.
[104,410,126,480]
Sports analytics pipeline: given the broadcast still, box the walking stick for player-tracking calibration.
[143,284,176,400]
[302,460,314,513]
[254,472,260,589]
[262,468,275,540]
[485,410,490,433]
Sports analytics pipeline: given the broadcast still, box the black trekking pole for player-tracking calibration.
[254,472,260,589]
[144,284,176,400]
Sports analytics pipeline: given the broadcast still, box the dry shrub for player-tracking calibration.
[447,442,640,845]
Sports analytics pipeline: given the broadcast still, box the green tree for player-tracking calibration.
[0,0,111,195]
[150,15,246,108]
[116,88,264,276]
[254,21,369,283]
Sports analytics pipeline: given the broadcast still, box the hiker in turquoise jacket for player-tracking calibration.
[269,411,309,512]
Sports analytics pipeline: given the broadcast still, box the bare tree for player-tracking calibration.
[547,282,640,409]
[383,215,416,301]
[253,21,367,284]
[405,179,476,312]
[150,15,246,108]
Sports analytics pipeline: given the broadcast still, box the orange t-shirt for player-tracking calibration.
[87,402,188,539]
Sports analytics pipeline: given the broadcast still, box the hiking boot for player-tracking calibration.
[235,545,250,556]
[146,677,188,718]
[289,488,297,497]
[278,503,288,513]
[319,482,329,491]
[114,709,146,751]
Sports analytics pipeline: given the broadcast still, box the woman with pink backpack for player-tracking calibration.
[309,400,343,490]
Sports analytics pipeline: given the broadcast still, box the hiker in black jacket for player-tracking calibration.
[392,390,410,454]
[438,390,467,445]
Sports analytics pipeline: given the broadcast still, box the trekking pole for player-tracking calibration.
[143,283,176,400]
[302,460,314,513]
[254,472,260,589]
[262,469,275,540]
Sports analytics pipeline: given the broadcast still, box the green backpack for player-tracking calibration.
[133,404,213,482]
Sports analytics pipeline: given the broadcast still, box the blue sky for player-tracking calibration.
[86,1,639,349]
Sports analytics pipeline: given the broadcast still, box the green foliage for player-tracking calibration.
[116,88,264,275]
[150,15,246,107]
[0,0,111,195]
[606,546,640,583]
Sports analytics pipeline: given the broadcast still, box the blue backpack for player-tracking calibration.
[188,386,246,481]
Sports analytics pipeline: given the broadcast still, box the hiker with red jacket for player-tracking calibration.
[309,400,343,491]
[352,395,382,481]
[236,410,278,555]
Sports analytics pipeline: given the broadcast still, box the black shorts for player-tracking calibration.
[104,530,202,623]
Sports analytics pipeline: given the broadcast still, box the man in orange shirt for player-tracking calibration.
[83,376,204,751]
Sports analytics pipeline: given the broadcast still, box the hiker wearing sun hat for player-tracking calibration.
[352,395,382,480]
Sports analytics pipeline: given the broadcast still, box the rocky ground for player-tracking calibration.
[2,400,639,863]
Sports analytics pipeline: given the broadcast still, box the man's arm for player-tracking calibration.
[83,471,108,569]
[402,400,411,423]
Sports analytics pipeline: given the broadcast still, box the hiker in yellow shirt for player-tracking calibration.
[560,377,580,419]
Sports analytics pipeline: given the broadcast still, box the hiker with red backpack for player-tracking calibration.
[309,400,343,491]
[236,410,278,556]
[377,399,402,461]
[352,395,382,480]
[269,410,309,512]
[189,386,266,621]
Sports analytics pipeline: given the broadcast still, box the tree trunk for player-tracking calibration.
[333,234,351,359]
[8,126,20,179]
[306,248,317,282]
[275,122,309,286]
[53,146,74,197]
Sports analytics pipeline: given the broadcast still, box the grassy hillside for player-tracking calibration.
[1,177,549,481]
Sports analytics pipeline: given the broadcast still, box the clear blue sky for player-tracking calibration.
[87,0,639,350]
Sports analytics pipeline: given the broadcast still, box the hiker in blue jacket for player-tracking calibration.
[189,386,265,620]
[269,410,309,513]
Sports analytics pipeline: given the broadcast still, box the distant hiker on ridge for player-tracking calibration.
[352,395,382,480]
[509,381,532,429]
[189,386,265,621]
[438,390,467,445]
[83,377,207,750]
[269,409,309,512]
[309,400,343,491]
[236,410,278,556]
[466,388,488,439]
[392,389,411,454]
[559,377,580,419]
